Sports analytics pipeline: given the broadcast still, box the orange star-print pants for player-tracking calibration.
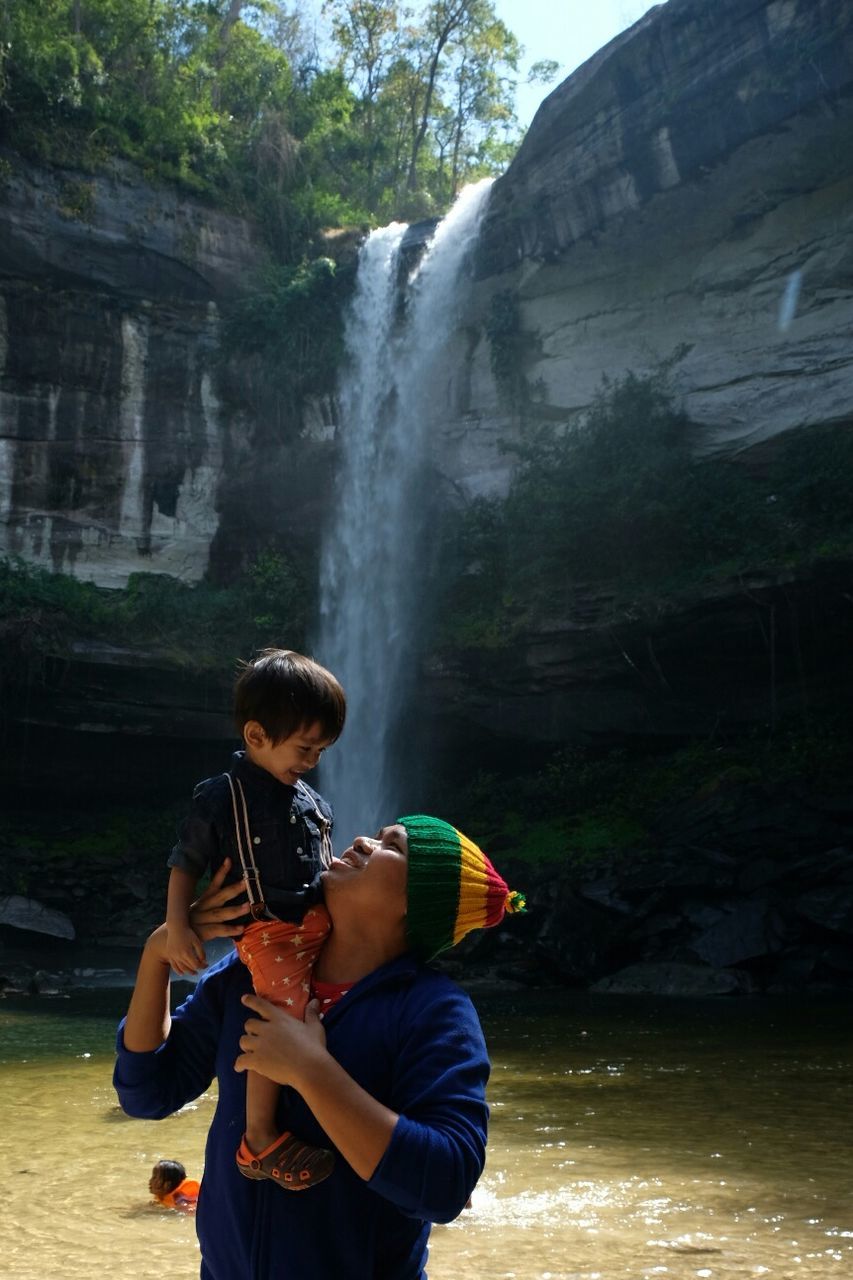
[237,906,332,1019]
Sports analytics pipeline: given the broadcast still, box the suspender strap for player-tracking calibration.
[225,773,270,921]
[225,773,333,922]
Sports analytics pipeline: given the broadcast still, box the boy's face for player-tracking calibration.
[244,720,334,786]
[149,1167,172,1199]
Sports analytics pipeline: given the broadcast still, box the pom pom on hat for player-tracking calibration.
[398,814,525,962]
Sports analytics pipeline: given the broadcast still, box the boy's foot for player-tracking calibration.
[236,1132,335,1191]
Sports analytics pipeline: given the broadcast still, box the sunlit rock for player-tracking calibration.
[0,894,75,939]
[442,0,853,487]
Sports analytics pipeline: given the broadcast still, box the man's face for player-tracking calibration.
[322,825,409,919]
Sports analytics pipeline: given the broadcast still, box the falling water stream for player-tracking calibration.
[316,179,494,843]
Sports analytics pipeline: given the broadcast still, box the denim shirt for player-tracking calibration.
[168,751,333,925]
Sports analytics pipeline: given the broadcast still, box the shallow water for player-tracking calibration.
[0,983,851,1279]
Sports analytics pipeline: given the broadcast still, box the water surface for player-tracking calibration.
[0,985,850,1279]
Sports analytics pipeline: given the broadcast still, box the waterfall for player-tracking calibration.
[118,313,150,542]
[316,179,493,845]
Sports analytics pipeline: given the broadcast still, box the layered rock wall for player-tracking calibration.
[435,0,853,495]
[0,159,265,585]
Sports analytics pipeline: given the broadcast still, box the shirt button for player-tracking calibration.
[296,846,303,854]
[253,836,261,844]
[290,815,297,824]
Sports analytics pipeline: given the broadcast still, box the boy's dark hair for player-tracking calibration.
[234,649,346,745]
[154,1160,186,1192]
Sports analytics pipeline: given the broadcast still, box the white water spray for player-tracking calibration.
[316,179,493,843]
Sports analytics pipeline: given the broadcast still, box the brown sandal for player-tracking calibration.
[236,1132,335,1191]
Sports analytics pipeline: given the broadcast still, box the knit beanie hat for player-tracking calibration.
[398,814,526,962]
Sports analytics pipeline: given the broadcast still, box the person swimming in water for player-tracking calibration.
[149,1159,200,1211]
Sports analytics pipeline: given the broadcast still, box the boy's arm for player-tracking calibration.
[126,863,245,1052]
[166,865,198,928]
[164,866,207,975]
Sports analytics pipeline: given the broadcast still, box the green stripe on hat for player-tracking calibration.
[398,814,462,961]
[399,813,524,962]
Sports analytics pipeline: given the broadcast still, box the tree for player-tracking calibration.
[323,0,400,206]
[404,0,467,190]
[442,11,518,197]
[0,0,527,237]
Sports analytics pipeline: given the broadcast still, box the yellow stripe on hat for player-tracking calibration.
[452,827,490,945]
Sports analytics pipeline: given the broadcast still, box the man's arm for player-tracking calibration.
[122,924,173,1052]
[234,977,484,1218]
[235,994,396,1179]
[122,862,245,1052]
[236,983,489,1221]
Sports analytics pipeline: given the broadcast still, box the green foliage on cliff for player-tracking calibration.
[441,712,853,872]
[1,1,292,201]
[438,374,853,648]
[224,254,356,402]
[0,0,536,245]
[0,554,310,678]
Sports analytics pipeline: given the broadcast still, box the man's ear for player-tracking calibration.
[243,720,268,750]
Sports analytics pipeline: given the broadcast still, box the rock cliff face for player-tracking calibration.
[436,0,853,494]
[0,158,265,586]
[413,0,853,753]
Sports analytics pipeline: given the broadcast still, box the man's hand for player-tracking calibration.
[234,993,327,1089]
[235,992,400,1182]
[189,859,247,942]
[147,861,245,970]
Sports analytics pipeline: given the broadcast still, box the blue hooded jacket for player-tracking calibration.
[114,949,491,1279]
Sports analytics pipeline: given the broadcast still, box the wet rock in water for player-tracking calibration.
[0,962,71,997]
[592,961,748,996]
[766,945,822,990]
[30,969,71,997]
[0,895,76,939]
[0,963,33,995]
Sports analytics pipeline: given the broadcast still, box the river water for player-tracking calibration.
[0,982,850,1280]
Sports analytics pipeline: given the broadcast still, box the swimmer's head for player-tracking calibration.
[149,1159,187,1199]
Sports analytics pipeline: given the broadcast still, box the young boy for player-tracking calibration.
[149,1159,200,1210]
[165,648,346,1191]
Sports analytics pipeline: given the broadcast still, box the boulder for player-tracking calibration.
[0,894,75,939]
[690,898,786,967]
[535,887,632,984]
[592,961,748,996]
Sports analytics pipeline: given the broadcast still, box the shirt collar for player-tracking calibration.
[230,749,295,797]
